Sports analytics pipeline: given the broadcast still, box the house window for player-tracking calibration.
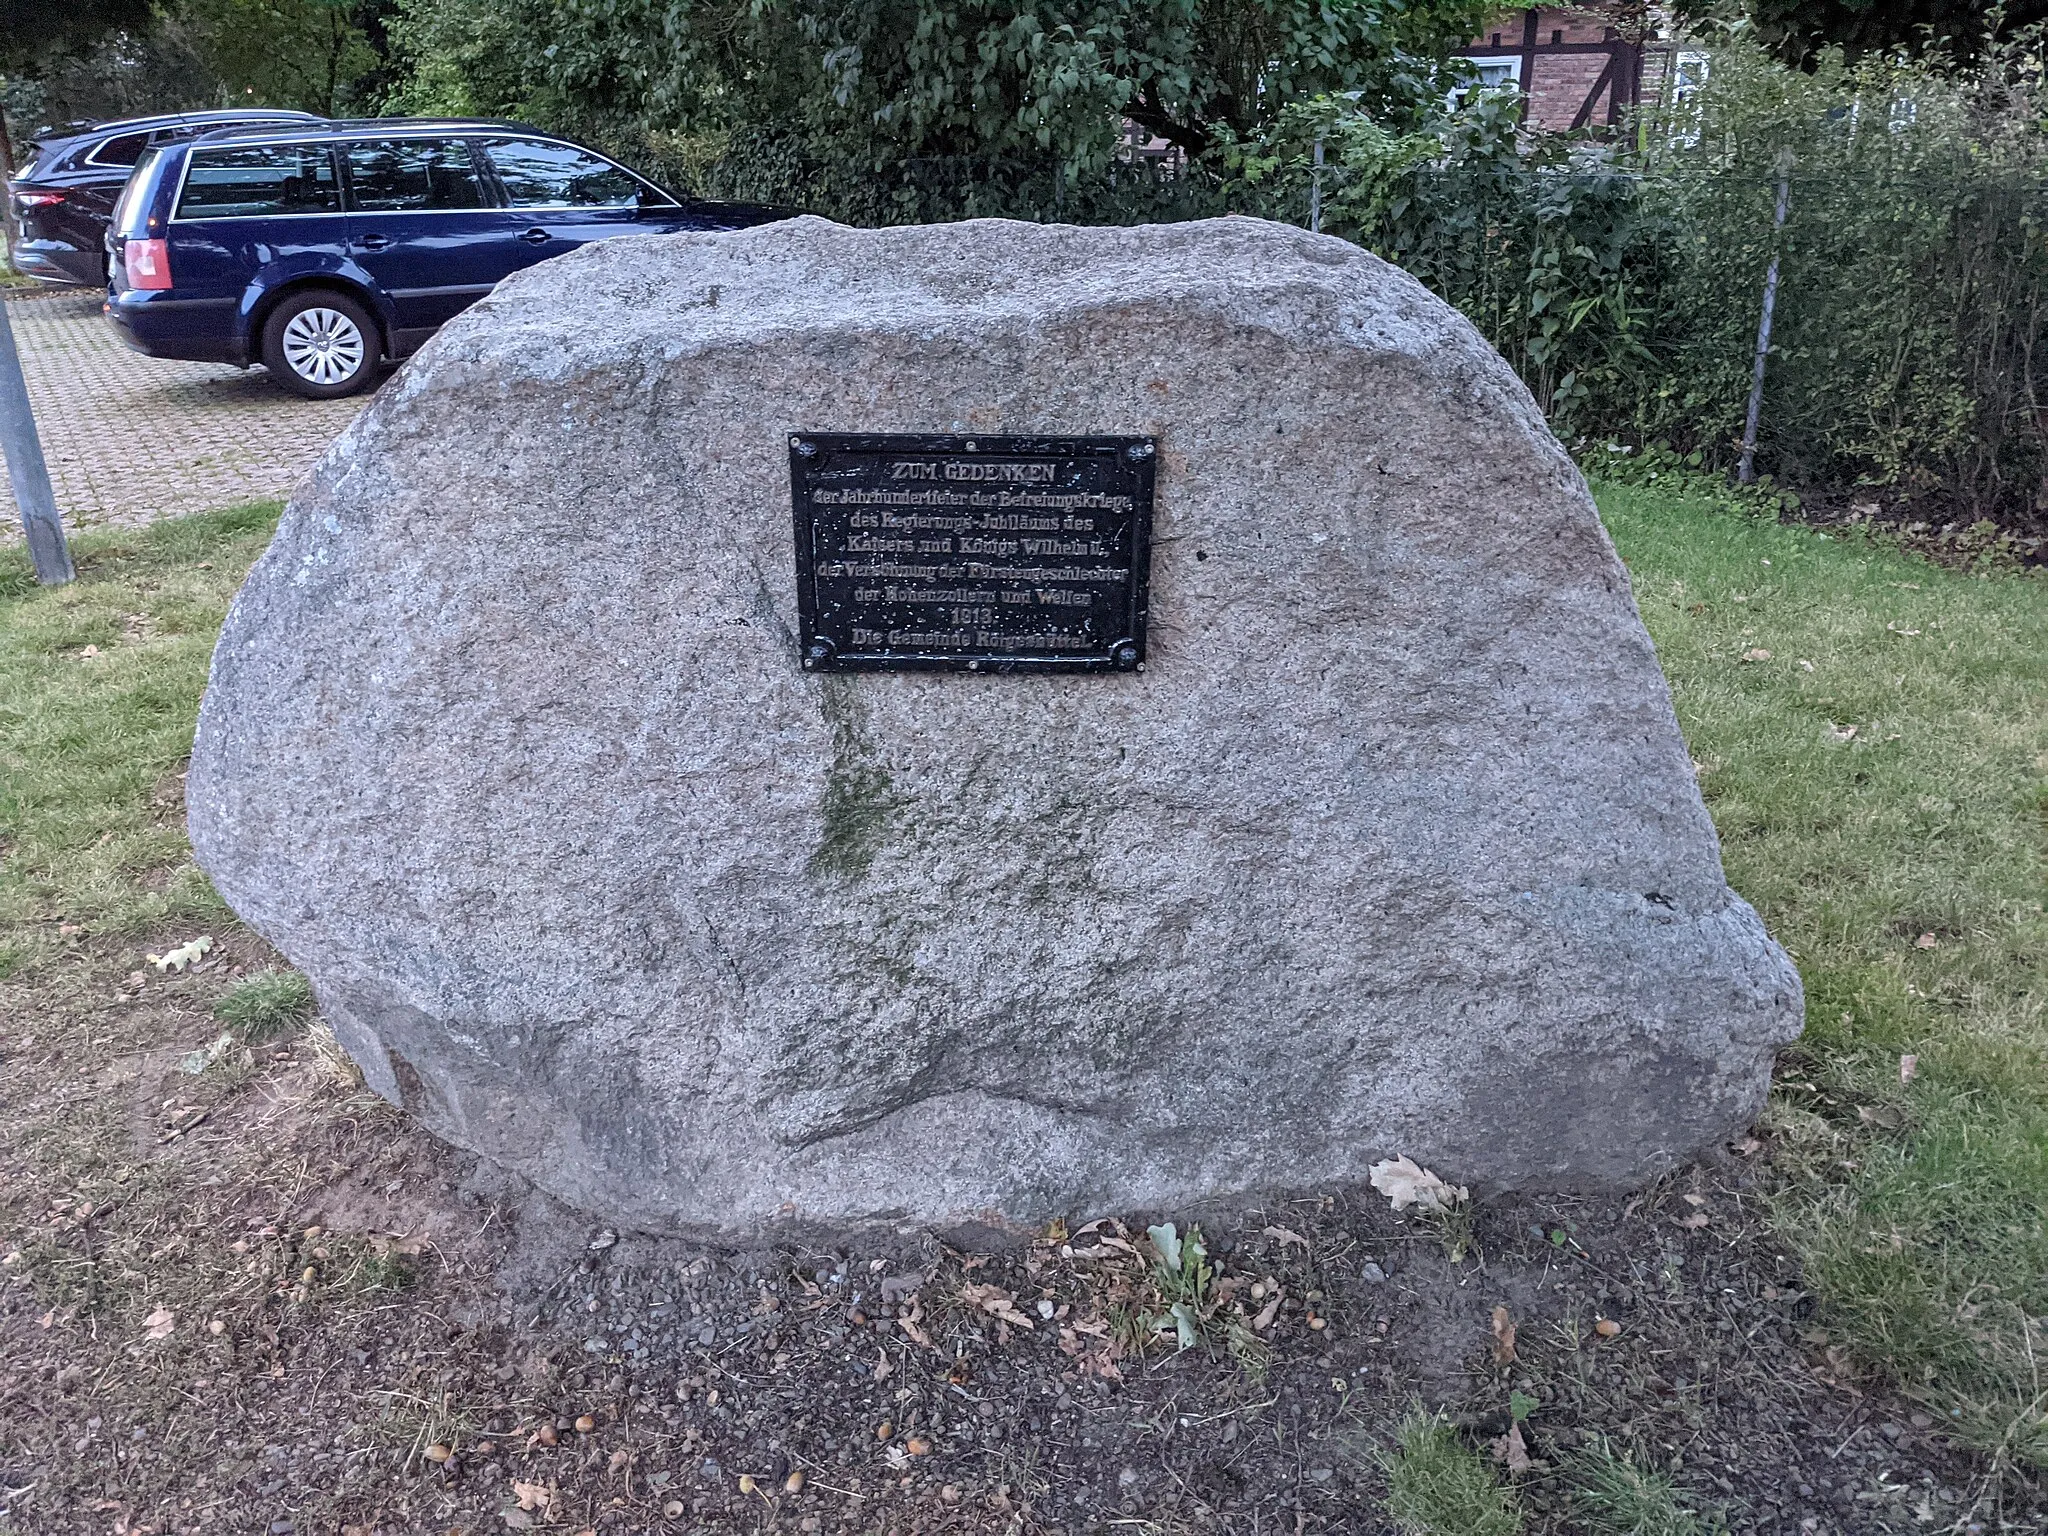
[1665,49,1710,146]
[1672,50,1709,107]
[1449,54,1522,109]
[1457,56,1523,90]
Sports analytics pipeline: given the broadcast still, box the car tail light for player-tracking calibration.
[124,237,173,291]
[14,190,64,207]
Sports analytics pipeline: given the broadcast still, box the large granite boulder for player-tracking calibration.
[188,215,1802,1237]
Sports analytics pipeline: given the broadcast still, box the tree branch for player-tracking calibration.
[1123,85,1212,159]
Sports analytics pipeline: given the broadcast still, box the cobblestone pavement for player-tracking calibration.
[4,288,367,536]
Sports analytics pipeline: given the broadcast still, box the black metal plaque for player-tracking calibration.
[790,433,1155,673]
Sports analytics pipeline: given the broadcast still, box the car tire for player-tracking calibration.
[261,290,380,399]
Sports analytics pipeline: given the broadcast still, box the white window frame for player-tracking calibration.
[1447,54,1522,111]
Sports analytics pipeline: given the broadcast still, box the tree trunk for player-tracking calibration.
[0,91,22,268]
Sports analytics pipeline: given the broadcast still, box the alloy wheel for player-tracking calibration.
[279,306,367,387]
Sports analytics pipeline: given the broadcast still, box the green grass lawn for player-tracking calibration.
[1598,483,2048,1472]
[0,504,272,976]
[2,488,2044,1476]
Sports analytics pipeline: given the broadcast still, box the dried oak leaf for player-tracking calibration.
[511,1480,557,1515]
[1368,1155,1468,1213]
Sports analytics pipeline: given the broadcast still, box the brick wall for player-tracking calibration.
[1460,7,1662,133]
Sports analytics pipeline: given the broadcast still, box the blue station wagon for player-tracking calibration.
[104,119,788,398]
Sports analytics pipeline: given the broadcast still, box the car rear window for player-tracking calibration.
[177,144,341,220]
[484,139,650,207]
[88,131,153,168]
[112,148,169,236]
[342,139,488,211]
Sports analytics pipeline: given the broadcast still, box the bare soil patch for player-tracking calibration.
[2,930,2036,1536]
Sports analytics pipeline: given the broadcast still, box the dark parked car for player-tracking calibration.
[104,118,788,398]
[8,109,327,286]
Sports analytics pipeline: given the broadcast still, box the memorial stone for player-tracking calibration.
[188,215,1804,1236]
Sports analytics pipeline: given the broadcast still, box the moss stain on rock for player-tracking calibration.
[809,677,909,881]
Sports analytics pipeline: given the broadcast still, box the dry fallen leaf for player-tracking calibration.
[1899,1053,1919,1085]
[896,1303,934,1349]
[147,936,214,973]
[1263,1225,1310,1250]
[1489,1306,1517,1366]
[1914,932,1938,949]
[511,1479,557,1515]
[1827,723,1858,741]
[1490,1420,1533,1474]
[142,1306,175,1340]
[1368,1155,1468,1213]
[1676,1211,1710,1230]
[958,1282,1035,1330]
[1741,647,1772,662]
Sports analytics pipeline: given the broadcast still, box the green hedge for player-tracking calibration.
[648,41,2047,521]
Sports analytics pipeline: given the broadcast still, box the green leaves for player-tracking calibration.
[389,0,1482,174]
[1144,1221,1216,1352]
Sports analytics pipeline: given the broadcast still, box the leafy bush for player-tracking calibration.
[1237,37,2048,518]
[381,0,1487,185]
[384,2,2048,517]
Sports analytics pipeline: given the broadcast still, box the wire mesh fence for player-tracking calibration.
[657,121,2047,520]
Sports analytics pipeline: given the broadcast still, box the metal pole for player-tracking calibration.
[1310,136,1324,234]
[0,298,75,583]
[1737,160,1792,486]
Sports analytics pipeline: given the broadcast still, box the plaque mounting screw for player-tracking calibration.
[1112,642,1140,667]
[1126,442,1155,460]
[793,439,818,457]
